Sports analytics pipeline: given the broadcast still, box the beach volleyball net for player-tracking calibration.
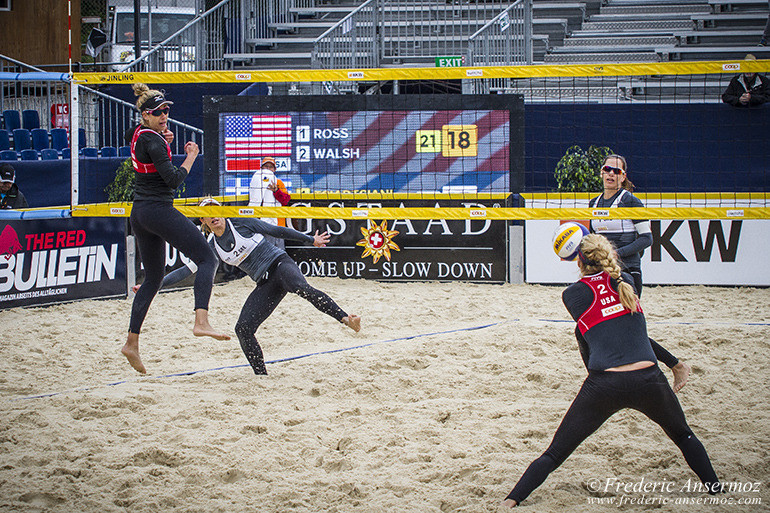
[69,59,770,221]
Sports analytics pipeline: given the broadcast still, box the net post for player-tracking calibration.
[126,234,136,297]
[69,79,80,208]
[508,224,524,283]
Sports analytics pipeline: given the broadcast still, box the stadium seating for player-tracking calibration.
[0,129,9,151]
[545,0,770,63]
[118,145,131,157]
[20,149,38,161]
[100,146,118,158]
[31,128,50,151]
[79,128,87,149]
[62,148,71,159]
[40,148,59,160]
[12,128,31,152]
[0,150,18,161]
[2,110,21,132]
[50,128,68,152]
[81,147,99,158]
[22,109,41,130]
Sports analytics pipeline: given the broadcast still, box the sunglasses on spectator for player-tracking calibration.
[601,165,624,175]
[147,107,170,117]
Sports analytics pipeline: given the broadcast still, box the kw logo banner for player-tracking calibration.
[525,219,770,286]
[0,218,127,309]
[285,200,507,283]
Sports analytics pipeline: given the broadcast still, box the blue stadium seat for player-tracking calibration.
[22,109,41,130]
[12,128,31,151]
[41,148,59,160]
[20,149,38,161]
[81,147,98,158]
[78,128,87,149]
[118,145,130,157]
[31,128,50,151]
[0,129,9,151]
[100,146,118,158]
[62,147,71,159]
[50,128,68,152]
[3,110,21,132]
[0,150,18,161]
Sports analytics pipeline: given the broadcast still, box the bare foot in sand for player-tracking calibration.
[343,315,361,333]
[672,361,691,393]
[500,498,517,508]
[193,309,230,340]
[121,333,147,374]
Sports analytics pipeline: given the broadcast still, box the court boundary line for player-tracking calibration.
[9,322,504,402]
[8,317,767,402]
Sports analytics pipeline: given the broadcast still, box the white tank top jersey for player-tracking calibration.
[590,190,636,234]
[213,219,265,267]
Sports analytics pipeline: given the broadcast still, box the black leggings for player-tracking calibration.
[129,200,218,334]
[235,254,347,375]
[506,366,719,504]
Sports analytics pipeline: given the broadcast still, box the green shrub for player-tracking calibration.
[554,145,614,192]
[105,157,185,202]
[105,158,135,202]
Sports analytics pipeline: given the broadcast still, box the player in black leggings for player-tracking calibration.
[121,84,228,375]
[501,234,721,508]
[159,197,361,375]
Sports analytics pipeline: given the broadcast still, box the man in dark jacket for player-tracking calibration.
[0,164,29,209]
[721,54,769,107]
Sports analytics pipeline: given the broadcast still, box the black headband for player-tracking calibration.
[139,94,174,112]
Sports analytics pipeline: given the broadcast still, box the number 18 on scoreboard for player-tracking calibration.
[416,124,478,157]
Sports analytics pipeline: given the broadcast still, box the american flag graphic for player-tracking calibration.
[224,115,292,172]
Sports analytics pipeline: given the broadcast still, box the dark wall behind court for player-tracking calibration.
[10,100,768,207]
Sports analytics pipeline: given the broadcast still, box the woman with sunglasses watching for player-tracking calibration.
[121,83,229,375]
[589,154,691,392]
[501,234,721,508]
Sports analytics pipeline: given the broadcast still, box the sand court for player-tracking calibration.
[1,278,769,512]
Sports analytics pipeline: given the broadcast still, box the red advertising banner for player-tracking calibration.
[0,217,127,309]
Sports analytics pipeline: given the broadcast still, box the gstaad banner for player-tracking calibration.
[0,217,126,309]
[285,200,507,283]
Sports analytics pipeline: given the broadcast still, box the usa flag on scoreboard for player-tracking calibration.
[224,115,292,172]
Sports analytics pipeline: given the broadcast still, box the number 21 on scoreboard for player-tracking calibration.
[415,125,477,157]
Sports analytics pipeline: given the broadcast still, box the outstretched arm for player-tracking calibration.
[240,217,315,244]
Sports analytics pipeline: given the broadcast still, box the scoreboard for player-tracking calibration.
[205,94,524,196]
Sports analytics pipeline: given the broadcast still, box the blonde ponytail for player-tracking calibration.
[132,83,164,118]
[577,234,640,313]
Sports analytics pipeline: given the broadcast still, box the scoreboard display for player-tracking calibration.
[204,95,524,196]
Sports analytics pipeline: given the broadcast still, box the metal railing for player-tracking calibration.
[120,0,239,72]
[242,0,314,42]
[0,54,202,155]
[0,56,69,129]
[311,0,532,76]
[380,0,515,64]
[82,87,203,151]
[312,0,380,71]
[465,0,533,94]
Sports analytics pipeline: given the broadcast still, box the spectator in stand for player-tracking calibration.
[721,54,769,107]
[0,164,28,209]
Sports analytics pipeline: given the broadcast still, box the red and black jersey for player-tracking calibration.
[562,271,656,371]
[129,124,188,202]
